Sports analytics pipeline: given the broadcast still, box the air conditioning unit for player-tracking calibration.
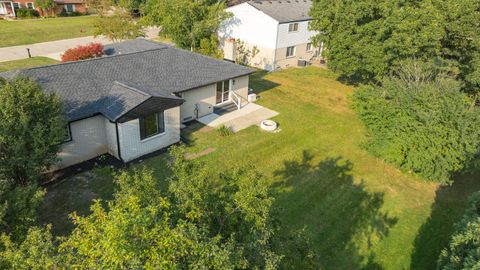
[298,59,307,67]
[248,93,257,102]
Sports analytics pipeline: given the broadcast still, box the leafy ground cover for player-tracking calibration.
[38,67,480,269]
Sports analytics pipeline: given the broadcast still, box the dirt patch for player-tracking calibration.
[186,147,216,160]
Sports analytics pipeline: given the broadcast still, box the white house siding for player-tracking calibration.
[276,21,316,48]
[180,84,216,122]
[118,106,181,162]
[104,118,119,159]
[58,115,108,168]
[220,3,278,70]
[231,75,249,106]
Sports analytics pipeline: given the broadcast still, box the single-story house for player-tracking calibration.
[0,39,254,169]
[219,0,324,71]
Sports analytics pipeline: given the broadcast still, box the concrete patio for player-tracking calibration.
[197,103,279,132]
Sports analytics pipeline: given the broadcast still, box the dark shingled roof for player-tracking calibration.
[0,39,254,122]
[248,0,312,23]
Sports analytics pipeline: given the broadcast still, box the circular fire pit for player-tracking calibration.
[260,120,277,132]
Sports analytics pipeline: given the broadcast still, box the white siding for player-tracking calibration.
[180,84,216,122]
[104,118,119,159]
[220,3,279,49]
[118,106,181,162]
[276,21,316,48]
[220,3,278,70]
[231,75,249,106]
[58,115,108,168]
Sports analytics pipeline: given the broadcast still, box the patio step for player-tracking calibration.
[214,102,238,115]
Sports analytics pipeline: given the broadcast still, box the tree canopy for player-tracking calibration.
[0,77,66,185]
[143,0,231,51]
[352,61,480,184]
[1,147,320,268]
[438,191,480,269]
[309,0,480,94]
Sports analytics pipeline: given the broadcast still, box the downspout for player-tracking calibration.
[272,21,280,71]
[115,122,124,163]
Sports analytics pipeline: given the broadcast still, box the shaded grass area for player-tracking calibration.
[38,67,480,269]
[0,57,58,72]
[37,167,116,236]
[0,16,95,47]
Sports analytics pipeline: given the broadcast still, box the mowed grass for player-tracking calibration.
[0,16,95,47]
[0,57,58,72]
[39,67,480,269]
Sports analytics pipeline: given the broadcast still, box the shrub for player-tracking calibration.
[437,191,480,269]
[16,8,39,18]
[61,42,104,62]
[216,124,233,137]
[352,61,480,184]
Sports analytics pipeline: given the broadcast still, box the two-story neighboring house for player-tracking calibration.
[220,0,323,71]
[0,0,86,18]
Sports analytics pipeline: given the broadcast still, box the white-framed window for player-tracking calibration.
[286,46,295,57]
[139,112,165,140]
[288,23,299,32]
[26,2,34,9]
[306,43,312,52]
[12,2,21,9]
[64,4,75,13]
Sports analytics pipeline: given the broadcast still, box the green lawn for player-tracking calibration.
[0,57,58,72]
[0,16,95,47]
[38,67,480,269]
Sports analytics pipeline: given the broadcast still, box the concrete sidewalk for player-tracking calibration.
[0,27,160,62]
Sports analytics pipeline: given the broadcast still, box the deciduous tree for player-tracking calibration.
[352,60,480,184]
[144,0,231,51]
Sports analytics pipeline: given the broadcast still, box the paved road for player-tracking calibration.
[0,27,160,62]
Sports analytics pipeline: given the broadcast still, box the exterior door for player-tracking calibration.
[216,80,230,104]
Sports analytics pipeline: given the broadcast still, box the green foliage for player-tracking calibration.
[144,0,231,51]
[0,226,58,270]
[235,39,259,66]
[216,124,233,137]
[0,77,66,185]
[310,0,480,93]
[0,183,45,240]
[352,61,480,183]
[34,0,55,17]
[15,8,39,18]
[196,35,224,58]
[438,191,480,269]
[93,8,145,42]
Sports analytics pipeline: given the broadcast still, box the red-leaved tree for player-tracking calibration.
[61,43,104,62]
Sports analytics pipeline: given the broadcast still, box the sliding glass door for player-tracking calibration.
[216,80,230,104]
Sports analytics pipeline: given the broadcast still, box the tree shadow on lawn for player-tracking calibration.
[409,169,480,270]
[273,150,397,269]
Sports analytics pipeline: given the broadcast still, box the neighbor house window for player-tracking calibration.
[139,112,165,140]
[286,46,295,57]
[288,23,299,32]
[306,43,312,52]
[12,2,21,9]
[26,2,34,8]
[64,4,75,13]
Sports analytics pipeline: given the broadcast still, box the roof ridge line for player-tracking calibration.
[21,43,168,72]
[113,81,151,97]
